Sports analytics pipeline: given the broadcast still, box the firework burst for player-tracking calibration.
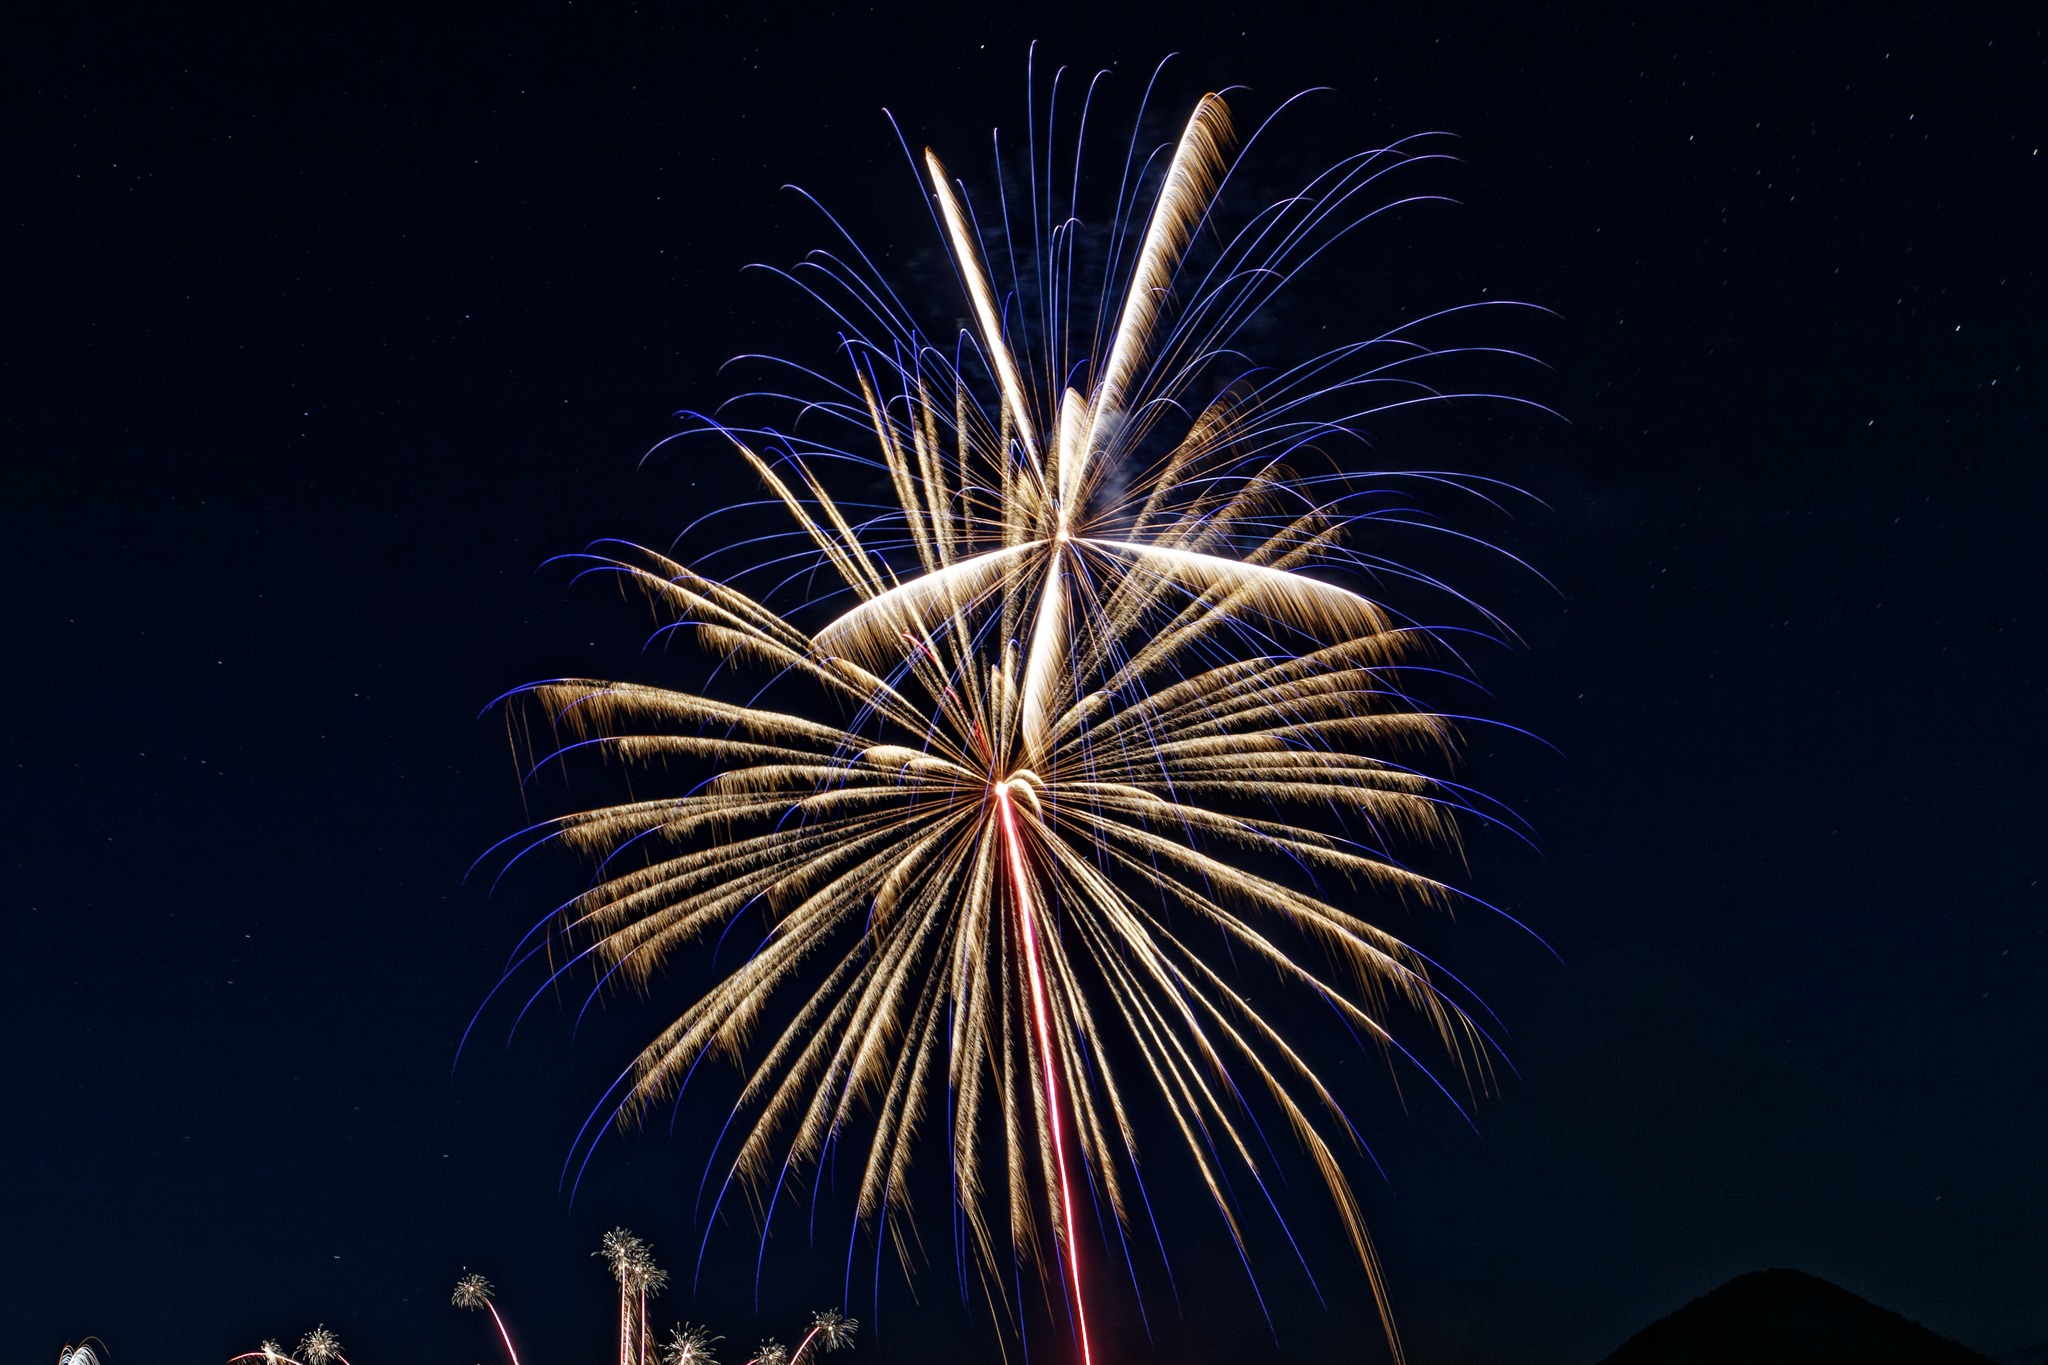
[294,1327,345,1365]
[789,1309,858,1365]
[482,63,1541,1365]
[454,1272,524,1365]
[663,1323,723,1365]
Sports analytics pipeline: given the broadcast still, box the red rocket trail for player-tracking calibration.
[486,1302,522,1365]
[996,783,1094,1365]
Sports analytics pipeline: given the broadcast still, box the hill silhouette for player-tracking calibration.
[1598,1268,1996,1365]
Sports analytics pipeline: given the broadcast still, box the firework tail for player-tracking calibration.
[997,781,1092,1365]
[486,1303,522,1365]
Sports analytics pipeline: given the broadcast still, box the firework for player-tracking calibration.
[294,1328,343,1365]
[663,1323,723,1365]
[488,70,1534,1365]
[597,1227,669,1365]
[58,1341,106,1365]
[454,1272,524,1365]
[788,1310,857,1365]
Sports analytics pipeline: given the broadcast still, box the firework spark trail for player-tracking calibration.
[997,780,1091,1365]
[485,1304,520,1365]
[485,71,1544,1365]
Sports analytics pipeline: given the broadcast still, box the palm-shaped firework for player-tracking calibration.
[453,1272,523,1365]
[488,72,1536,1365]
[596,1228,668,1365]
[295,1327,343,1365]
[788,1310,857,1365]
[663,1323,722,1365]
[452,1272,495,1309]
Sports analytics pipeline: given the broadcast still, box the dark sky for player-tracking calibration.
[5,3,2041,1364]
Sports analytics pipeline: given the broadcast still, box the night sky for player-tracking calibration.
[6,4,2042,1363]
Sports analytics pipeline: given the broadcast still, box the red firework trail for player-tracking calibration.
[998,781,1093,1365]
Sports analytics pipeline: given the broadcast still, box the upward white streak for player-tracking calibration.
[924,149,1041,466]
[1018,546,1068,766]
[1077,93,1232,498]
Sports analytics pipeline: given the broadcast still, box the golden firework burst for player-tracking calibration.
[486,74,1538,1365]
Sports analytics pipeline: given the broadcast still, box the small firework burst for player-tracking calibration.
[791,1310,857,1365]
[452,1272,495,1309]
[597,1227,648,1282]
[663,1324,722,1365]
[295,1327,342,1365]
[628,1256,669,1297]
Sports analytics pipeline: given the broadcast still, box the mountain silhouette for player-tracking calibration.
[1598,1268,1996,1365]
